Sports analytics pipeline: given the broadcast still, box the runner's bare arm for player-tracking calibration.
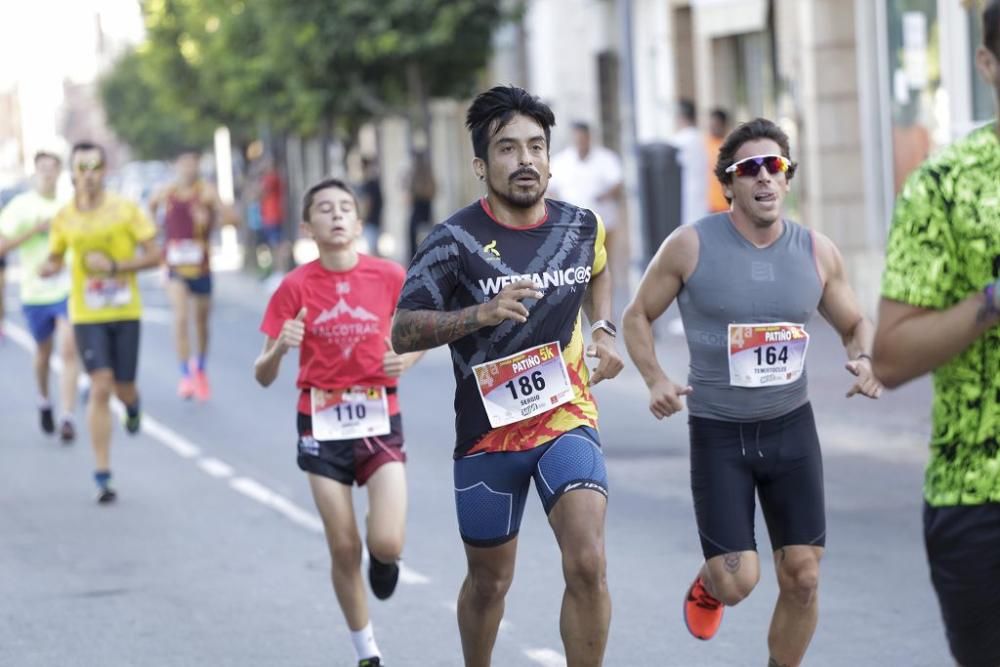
[813,233,881,398]
[582,266,623,385]
[0,218,50,255]
[255,308,308,386]
[113,238,163,273]
[38,252,65,277]
[391,307,483,353]
[814,233,875,358]
[254,336,286,387]
[391,279,543,353]
[873,292,999,389]
[382,336,426,377]
[623,227,697,388]
[623,227,697,418]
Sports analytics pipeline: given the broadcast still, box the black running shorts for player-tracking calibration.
[74,320,141,382]
[688,402,826,559]
[924,501,1000,667]
[296,412,405,487]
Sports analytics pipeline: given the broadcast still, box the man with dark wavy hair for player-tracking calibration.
[393,85,623,666]
[874,2,1000,665]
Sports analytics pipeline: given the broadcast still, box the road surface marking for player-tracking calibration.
[4,319,432,586]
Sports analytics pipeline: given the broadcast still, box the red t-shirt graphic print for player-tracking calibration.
[260,255,406,415]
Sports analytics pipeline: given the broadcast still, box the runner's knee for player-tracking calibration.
[465,563,514,605]
[366,534,403,564]
[777,557,819,606]
[89,375,114,402]
[562,542,607,594]
[330,538,363,572]
[709,570,758,606]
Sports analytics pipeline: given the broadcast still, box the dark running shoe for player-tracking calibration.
[59,419,76,444]
[368,552,400,600]
[123,411,141,435]
[96,487,118,504]
[40,407,55,434]
[358,658,382,667]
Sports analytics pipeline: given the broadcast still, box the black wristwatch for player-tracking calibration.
[591,320,617,337]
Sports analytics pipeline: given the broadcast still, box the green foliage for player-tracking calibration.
[99,47,215,160]
[100,0,509,152]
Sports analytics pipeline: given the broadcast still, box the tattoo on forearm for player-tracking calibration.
[392,308,480,352]
[724,553,741,573]
[779,547,787,563]
[767,658,790,667]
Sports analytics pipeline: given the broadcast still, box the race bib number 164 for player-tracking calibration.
[728,323,809,388]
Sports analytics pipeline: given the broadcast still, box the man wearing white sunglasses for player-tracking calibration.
[623,118,882,666]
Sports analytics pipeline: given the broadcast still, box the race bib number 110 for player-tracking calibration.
[473,341,574,429]
[311,387,391,441]
[728,322,809,388]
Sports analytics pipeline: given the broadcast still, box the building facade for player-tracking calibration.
[481,0,991,314]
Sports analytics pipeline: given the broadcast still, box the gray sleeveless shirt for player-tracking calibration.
[677,213,823,421]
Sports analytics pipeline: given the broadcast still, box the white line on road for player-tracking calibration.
[140,413,201,459]
[230,477,324,533]
[3,319,432,585]
[197,457,234,478]
[524,648,568,667]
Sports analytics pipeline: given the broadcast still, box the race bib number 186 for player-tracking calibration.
[473,342,574,429]
[728,322,809,388]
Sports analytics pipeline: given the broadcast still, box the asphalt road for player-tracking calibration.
[0,268,949,666]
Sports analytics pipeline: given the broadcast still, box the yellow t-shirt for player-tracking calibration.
[49,194,157,324]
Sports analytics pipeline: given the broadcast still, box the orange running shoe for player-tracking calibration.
[177,376,195,400]
[684,576,724,640]
[193,369,211,401]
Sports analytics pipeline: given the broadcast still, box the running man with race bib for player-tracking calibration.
[149,150,223,401]
[0,150,80,442]
[392,86,623,667]
[622,118,881,667]
[254,178,422,667]
[40,141,161,503]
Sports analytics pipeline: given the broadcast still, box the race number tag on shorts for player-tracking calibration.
[310,387,391,441]
[473,341,574,429]
[83,278,131,309]
[166,239,205,266]
[728,323,810,388]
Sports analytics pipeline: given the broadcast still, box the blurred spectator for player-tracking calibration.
[407,150,436,260]
[358,156,383,255]
[548,121,623,266]
[706,108,731,213]
[259,156,291,275]
[669,99,708,225]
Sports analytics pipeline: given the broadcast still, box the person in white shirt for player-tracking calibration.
[670,99,709,226]
[549,122,624,267]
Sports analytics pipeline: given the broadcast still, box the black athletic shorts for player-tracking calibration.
[74,320,141,382]
[296,412,405,487]
[689,402,826,559]
[924,501,1000,667]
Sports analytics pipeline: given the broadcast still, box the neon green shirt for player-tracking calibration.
[882,124,1000,506]
[0,190,70,305]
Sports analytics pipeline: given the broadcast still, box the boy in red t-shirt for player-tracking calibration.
[254,178,422,667]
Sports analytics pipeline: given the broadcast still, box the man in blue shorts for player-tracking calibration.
[0,151,80,441]
[393,85,624,667]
